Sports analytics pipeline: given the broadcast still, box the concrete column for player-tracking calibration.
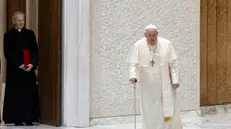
[0,0,7,121]
[62,0,91,127]
[0,0,6,83]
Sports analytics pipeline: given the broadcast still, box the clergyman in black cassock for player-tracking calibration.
[3,11,40,126]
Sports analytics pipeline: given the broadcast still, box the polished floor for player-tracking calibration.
[1,108,231,129]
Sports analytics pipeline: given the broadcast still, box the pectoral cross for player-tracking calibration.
[150,60,155,67]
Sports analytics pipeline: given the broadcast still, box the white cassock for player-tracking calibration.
[127,37,182,129]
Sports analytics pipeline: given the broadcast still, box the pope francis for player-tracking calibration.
[127,24,182,129]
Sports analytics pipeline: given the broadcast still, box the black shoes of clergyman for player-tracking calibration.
[15,122,34,126]
[25,122,34,126]
[15,122,23,126]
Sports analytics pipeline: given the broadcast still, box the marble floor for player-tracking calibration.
[1,109,231,129]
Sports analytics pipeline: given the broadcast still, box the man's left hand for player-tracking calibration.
[25,64,33,72]
[172,84,179,89]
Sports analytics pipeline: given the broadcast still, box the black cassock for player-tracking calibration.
[3,27,40,123]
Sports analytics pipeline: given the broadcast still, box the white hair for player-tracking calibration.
[12,11,25,20]
[144,24,158,33]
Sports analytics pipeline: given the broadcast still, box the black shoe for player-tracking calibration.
[25,122,34,126]
[15,122,23,126]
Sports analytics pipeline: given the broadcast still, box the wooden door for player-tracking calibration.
[200,0,231,105]
[38,0,61,126]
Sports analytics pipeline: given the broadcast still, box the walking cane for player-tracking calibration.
[133,80,137,129]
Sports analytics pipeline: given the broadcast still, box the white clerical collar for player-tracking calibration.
[15,28,22,32]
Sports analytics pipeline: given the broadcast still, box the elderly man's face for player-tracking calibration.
[145,28,158,45]
[13,14,25,29]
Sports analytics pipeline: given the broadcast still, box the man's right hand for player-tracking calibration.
[129,78,137,84]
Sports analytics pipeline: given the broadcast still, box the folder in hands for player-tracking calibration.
[23,49,31,69]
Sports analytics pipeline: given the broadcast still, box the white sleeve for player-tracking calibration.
[129,63,140,81]
[127,44,140,81]
[168,43,179,84]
